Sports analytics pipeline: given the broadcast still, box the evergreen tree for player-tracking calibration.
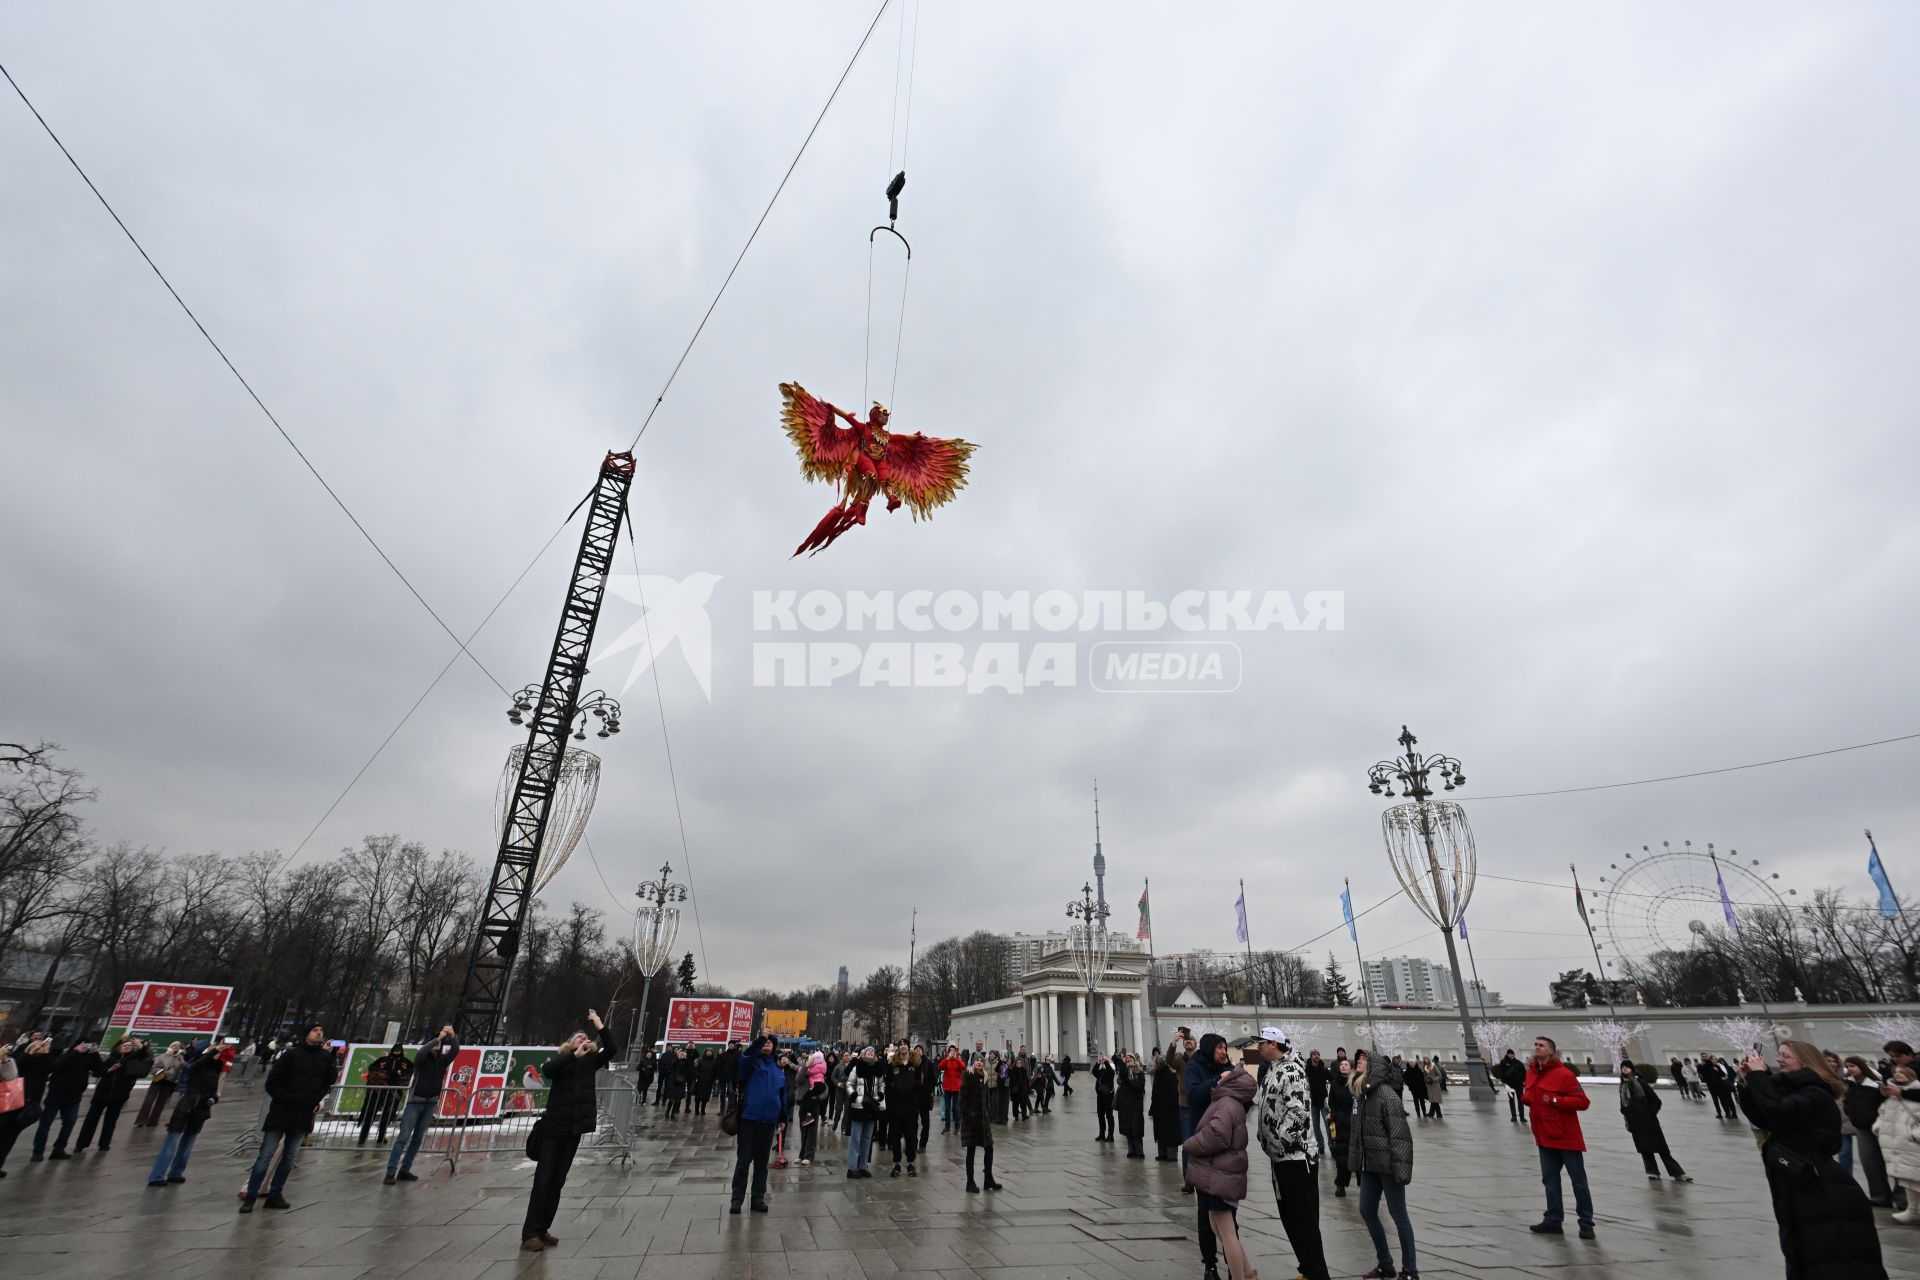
[1322,953,1354,1007]
[676,951,698,994]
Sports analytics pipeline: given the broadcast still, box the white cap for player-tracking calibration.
[1260,1026,1287,1044]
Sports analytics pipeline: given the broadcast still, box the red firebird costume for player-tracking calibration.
[780,381,977,556]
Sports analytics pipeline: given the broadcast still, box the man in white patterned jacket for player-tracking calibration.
[1255,1027,1331,1280]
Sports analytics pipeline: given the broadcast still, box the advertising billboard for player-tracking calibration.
[664,997,754,1045]
[761,1009,808,1037]
[104,981,233,1047]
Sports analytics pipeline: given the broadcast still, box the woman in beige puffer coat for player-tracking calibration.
[1878,1066,1920,1223]
[1184,1064,1259,1280]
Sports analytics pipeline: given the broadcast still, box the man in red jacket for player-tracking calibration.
[939,1046,966,1134]
[1523,1036,1596,1239]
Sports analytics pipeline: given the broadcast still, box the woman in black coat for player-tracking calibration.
[1325,1057,1355,1196]
[1150,1053,1183,1160]
[1402,1056,1430,1118]
[1618,1061,1689,1181]
[886,1048,923,1176]
[636,1049,657,1106]
[522,1010,619,1254]
[959,1056,1001,1192]
[694,1050,718,1117]
[661,1048,688,1118]
[1736,1040,1886,1280]
[1116,1054,1148,1158]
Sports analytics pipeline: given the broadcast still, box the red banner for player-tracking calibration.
[664,997,754,1043]
[128,983,232,1035]
[110,983,145,1027]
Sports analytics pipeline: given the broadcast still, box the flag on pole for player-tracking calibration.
[1340,887,1357,941]
[1137,884,1153,941]
[1234,889,1249,944]
[1868,833,1902,918]
[1715,861,1738,929]
[1573,871,1591,927]
[1458,911,1469,941]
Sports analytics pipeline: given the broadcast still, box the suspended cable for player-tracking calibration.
[579,833,631,919]
[1472,731,1920,800]
[623,516,711,985]
[1,59,510,699]
[1195,885,1412,980]
[1476,869,1893,914]
[898,0,922,170]
[285,509,584,858]
[889,255,912,407]
[627,0,896,451]
[885,0,908,174]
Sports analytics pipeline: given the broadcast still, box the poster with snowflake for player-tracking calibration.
[467,1047,512,1119]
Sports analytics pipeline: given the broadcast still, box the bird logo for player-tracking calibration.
[591,573,721,701]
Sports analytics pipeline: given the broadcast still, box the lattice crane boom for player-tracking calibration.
[456,450,635,1044]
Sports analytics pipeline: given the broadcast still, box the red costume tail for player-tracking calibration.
[792,499,870,557]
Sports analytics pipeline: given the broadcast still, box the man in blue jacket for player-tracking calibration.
[730,1034,787,1214]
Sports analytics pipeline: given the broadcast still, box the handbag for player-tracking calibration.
[719,1094,742,1137]
[0,1077,23,1114]
[1763,1138,1833,1188]
[525,1116,546,1160]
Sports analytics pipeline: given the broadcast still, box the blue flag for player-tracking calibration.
[1235,890,1249,944]
[1340,887,1357,941]
[1458,911,1469,941]
[1869,835,1902,918]
[1715,863,1738,929]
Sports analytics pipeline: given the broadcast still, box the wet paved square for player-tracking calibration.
[4,1080,1917,1278]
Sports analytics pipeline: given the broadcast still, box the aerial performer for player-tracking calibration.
[779,382,976,556]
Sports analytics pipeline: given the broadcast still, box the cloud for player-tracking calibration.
[3,2,1917,1009]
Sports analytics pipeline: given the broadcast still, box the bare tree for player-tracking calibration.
[0,747,94,963]
[851,964,905,1043]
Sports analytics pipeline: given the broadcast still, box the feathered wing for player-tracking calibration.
[883,432,978,520]
[779,382,860,485]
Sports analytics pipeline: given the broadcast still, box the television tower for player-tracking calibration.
[1092,780,1107,923]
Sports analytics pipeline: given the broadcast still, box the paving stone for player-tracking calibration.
[5,1080,1920,1280]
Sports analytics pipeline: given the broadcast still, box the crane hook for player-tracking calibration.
[872,170,910,257]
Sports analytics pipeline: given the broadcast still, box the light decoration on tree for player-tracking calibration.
[1472,1020,1526,1059]
[1699,1016,1790,1056]
[1368,1021,1420,1061]
[1574,1018,1649,1070]
[1844,1013,1920,1050]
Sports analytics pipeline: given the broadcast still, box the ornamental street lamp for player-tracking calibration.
[632,863,688,1058]
[508,684,622,738]
[1066,881,1111,1058]
[1368,725,1494,1101]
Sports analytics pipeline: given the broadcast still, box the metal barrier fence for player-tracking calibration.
[227,1073,641,1170]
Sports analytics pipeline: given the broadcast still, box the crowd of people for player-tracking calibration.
[3,1017,1917,1279]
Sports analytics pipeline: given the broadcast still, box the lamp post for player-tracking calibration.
[1368,726,1493,1101]
[1066,881,1111,1058]
[631,862,687,1060]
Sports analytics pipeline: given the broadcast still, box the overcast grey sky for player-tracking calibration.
[4,3,1917,1007]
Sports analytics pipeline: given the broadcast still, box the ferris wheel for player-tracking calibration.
[1593,840,1794,969]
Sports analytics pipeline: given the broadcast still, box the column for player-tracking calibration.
[1049,992,1060,1057]
[1105,993,1117,1055]
[1132,995,1144,1055]
[1078,992,1089,1057]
